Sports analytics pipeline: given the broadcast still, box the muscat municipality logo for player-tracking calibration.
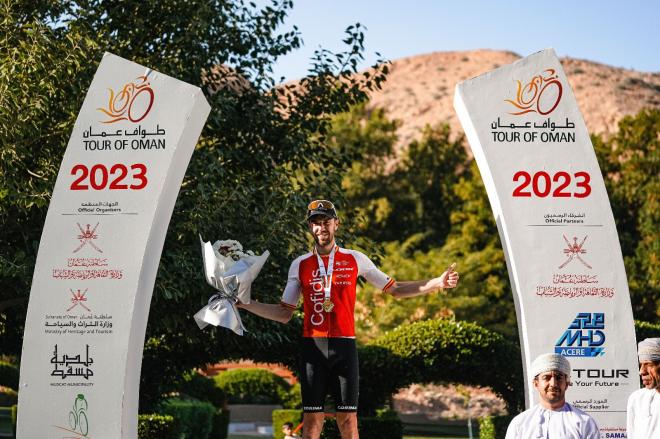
[555,312,605,357]
[97,75,154,123]
[505,68,563,115]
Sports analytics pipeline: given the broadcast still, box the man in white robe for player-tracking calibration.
[627,338,660,439]
[506,353,600,439]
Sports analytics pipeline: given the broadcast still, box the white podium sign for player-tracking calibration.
[454,49,637,437]
[17,53,210,438]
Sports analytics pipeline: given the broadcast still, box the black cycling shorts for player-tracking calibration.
[299,337,359,413]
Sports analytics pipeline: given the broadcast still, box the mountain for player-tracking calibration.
[365,49,660,150]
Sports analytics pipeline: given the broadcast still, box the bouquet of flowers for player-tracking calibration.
[193,236,269,335]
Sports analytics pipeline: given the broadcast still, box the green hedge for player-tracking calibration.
[0,386,17,406]
[361,319,524,414]
[320,410,403,439]
[0,362,19,390]
[179,371,226,408]
[11,405,17,437]
[281,382,302,409]
[210,408,230,439]
[213,368,290,404]
[158,398,215,439]
[11,405,18,437]
[479,415,513,439]
[273,409,302,439]
[138,414,177,439]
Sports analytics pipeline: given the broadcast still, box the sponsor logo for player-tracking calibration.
[559,235,592,269]
[53,393,90,438]
[67,288,90,312]
[505,68,562,115]
[573,369,629,379]
[555,312,605,357]
[74,223,103,254]
[97,76,154,123]
[51,344,94,380]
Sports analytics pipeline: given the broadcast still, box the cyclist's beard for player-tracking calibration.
[313,232,334,248]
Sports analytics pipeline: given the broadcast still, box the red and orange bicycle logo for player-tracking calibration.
[505,68,562,116]
[97,75,154,123]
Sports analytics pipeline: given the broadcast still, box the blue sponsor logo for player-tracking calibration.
[555,313,605,357]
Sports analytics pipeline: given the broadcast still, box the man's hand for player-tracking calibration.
[389,263,460,298]
[433,262,459,290]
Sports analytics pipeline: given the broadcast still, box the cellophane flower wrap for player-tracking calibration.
[194,236,269,335]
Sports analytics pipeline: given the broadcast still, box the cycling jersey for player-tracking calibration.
[280,246,395,338]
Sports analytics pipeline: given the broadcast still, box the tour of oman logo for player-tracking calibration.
[504,68,563,115]
[97,75,154,123]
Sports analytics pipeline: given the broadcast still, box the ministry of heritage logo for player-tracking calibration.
[505,68,563,115]
[555,312,605,357]
[97,75,154,123]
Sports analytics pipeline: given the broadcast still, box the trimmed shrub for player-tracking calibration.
[12,405,17,437]
[213,368,290,404]
[0,386,18,406]
[0,362,19,390]
[360,319,523,414]
[282,382,302,409]
[360,409,403,439]
[138,414,177,439]
[158,398,215,439]
[179,371,226,408]
[272,409,302,439]
[479,415,513,439]
[210,408,230,439]
[320,410,403,439]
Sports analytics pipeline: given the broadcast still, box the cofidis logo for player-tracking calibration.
[505,68,562,116]
[555,312,605,357]
[97,76,154,123]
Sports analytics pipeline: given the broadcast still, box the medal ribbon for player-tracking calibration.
[315,245,337,308]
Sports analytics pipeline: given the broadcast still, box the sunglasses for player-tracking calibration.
[307,200,335,210]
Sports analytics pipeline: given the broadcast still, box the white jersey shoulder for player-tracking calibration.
[280,251,313,308]
[341,248,395,292]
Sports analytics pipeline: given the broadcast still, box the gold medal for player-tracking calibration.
[323,299,335,312]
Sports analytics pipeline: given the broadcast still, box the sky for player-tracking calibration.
[265,0,660,82]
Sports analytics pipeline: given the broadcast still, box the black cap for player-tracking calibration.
[306,200,338,220]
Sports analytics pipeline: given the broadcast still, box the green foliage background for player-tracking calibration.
[213,368,291,405]
[0,0,388,410]
[1,0,657,417]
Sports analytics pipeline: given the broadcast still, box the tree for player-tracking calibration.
[355,162,516,341]
[0,0,389,409]
[330,105,468,248]
[592,109,659,321]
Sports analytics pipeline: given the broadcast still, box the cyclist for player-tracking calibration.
[239,200,459,439]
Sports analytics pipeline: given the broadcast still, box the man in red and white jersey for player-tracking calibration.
[239,200,459,439]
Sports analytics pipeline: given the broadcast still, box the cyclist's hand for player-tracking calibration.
[438,262,459,289]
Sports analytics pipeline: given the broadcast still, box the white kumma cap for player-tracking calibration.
[638,338,660,362]
[531,353,571,378]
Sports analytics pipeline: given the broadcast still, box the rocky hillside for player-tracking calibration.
[365,49,660,150]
